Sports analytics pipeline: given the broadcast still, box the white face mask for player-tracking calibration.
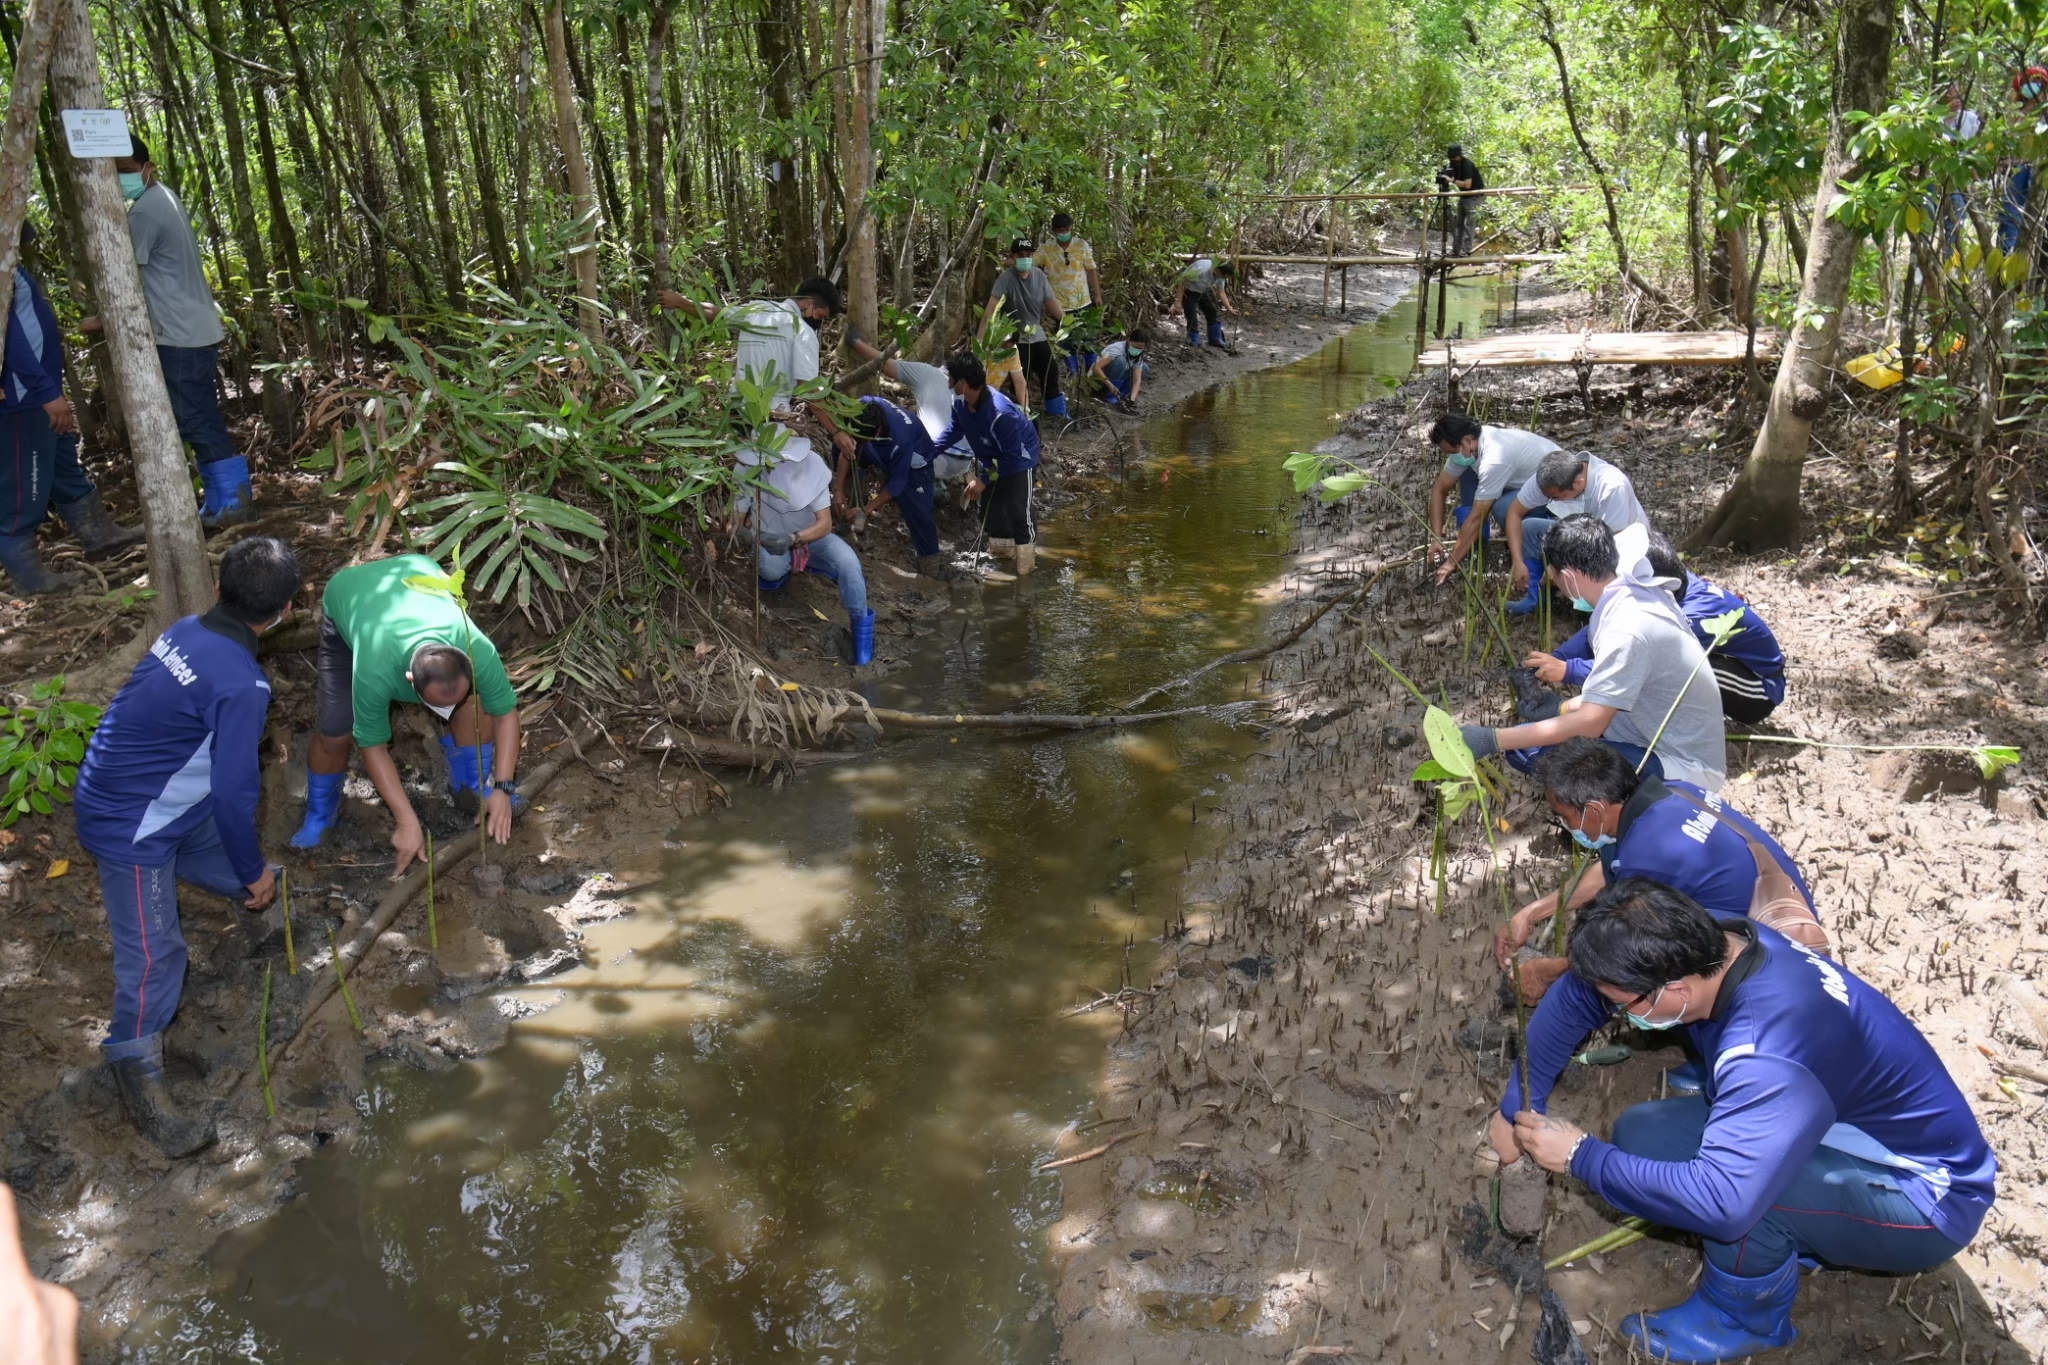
[1548,496,1587,516]
[425,701,458,720]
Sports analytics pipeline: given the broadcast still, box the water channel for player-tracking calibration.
[135,279,1504,1364]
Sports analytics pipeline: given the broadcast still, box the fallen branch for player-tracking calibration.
[1118,555,1415,712]
[243,721,604,1087]
[638,725,856,768]
[1035,1125,1155,1173]
[871,703,1236,732]
[1978,1044,2048,1087]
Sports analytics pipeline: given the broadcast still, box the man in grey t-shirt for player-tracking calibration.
[1504,449,1650,614]
[1458,517,1726,791]
[982,237,1067,418]
[87,135,246,528]
[1427,412,1559,583]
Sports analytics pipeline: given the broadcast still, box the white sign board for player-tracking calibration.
[60,109,131,159]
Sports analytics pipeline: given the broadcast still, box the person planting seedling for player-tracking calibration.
[291,554,524,876]
[1496,878,1996,1365]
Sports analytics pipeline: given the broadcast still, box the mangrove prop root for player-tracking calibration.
[869,704,1227,733]
[1035,1125,1155,1173]
[638,726,859,768]
[242,721,604,1088]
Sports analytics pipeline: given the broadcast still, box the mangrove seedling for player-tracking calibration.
[258,962,276,1118]
[328,924,363,1034]
[425,830,439,950]
[280,865,296,976]
[1725,734,2021,781]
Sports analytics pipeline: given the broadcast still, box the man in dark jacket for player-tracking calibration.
[0,221,144,594]
[72,537,302,1156]
[1440,144,1485,256]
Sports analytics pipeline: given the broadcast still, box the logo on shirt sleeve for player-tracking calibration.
[1793,943,1851,1007]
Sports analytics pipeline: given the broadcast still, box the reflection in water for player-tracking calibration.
[140,281,1503,1365]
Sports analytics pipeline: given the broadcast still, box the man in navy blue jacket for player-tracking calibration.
[933,351,1042,575]
[1493,737,1822,1005]
[0,221,144,594]
[1497,880,1995,1364]
[72,537,302,1156]
[1530,533,1787,722]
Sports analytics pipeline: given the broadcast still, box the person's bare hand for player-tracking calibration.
[484,789,514,844]
[0,1183,78,1365]
[390,819,426,879]
[1509,956,1570,1007]
[656,289,686,311]
[41,397,76,435]
[1514,1110,1586,1173]
[77,315,101,334]
[831,431,856,460]
[1511,559,1531,593]
[1487,1111,1520,1167]
[964,475,985,500]
[1524,651,1566,685]
[1434,556,1458,586]
[243,865,278,911]
[1494,906,1541,969]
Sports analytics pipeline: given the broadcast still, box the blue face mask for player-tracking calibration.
[1625,985,1683,1031]
[119,171,147,202]
[1569,823,1614,852]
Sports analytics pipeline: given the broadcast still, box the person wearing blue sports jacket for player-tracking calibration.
[71,537,302,1157]
[816,393,942,574]
[932,350,1042,575]
[1531,533,1787,723]
[1492,737,1823,1009]
[1495,879,1995,1364]
[0,220,146,595]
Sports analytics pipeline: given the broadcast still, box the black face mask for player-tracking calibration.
[802,311,823,331]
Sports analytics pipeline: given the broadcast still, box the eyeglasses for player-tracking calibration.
[1604,988,1652,1019]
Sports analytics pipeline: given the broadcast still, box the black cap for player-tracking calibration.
[130,133,152,163]
[1010,236,1036,255]
[1447,144,1464,157]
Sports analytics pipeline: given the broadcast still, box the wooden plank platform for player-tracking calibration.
[1416,330,1778,369]
[1179,252,1564,267]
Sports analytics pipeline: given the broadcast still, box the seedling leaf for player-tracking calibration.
[1972,745,2021,780]
[1422,706,1476,779]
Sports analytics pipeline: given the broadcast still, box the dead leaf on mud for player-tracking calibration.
[44,858,68,879]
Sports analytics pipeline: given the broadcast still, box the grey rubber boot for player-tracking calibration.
[0,531,82,595]
[53,489,146,558]
[107,1033,216,1158]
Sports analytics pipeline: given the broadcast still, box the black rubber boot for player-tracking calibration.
[108,1038,216,1158]
[54,489,147,558]
[0,531,82,595]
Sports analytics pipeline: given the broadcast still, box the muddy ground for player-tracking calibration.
[0,261,1405,1357]
[1050,286,2048,1363]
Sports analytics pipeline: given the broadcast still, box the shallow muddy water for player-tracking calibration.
[132,281,1503,1365]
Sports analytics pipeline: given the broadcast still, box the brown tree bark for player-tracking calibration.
[399,0,465,307]
[1693,0,1895,550]
[841,0,881,348]
[542,0,600,335]
[0,0,57,375]
[645,0,673,301]
[754,0,810,287]
[48,0,210,625]
[462,11,516,290]
[197,0,272,344]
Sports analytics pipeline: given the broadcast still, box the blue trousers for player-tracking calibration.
[157,343,236,467]
[1516,512,1556,593]
[1,409,93,537]
[895,462,939,557]
[95,816,247,1055]
[1101,355,1148,400]
[759,531,867,613]
[1611,1096,1967,1277]
[1507,736,1663,781]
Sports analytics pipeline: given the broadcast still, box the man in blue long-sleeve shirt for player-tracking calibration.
[0,221,145,594]
[1496,879,1995,1364]
[1531,533,1786,722]
[72,537,302,1156]
[932,351,1042,575]
[1492,737,1823,1005]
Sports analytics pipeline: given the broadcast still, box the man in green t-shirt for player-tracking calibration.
[289,555,523,875]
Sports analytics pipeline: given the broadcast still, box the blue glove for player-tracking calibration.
[1459,724,1501,759]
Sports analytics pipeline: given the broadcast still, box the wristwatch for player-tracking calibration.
[494,777,520,797]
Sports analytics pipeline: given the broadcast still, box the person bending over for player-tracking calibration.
[932,351,1042,575]
[291,555,525,871]
[1459,516,1726,790]
[1426,413,1558,584]
[1494,879,1994,1365]
[815,394,944,580]
[1494,737,1822,1008]
[1091,327,1150,407]
[1503,448,1649,615]
[72,537,302,1155]
[1171,257,1237,349]
[1532,532,1787,723]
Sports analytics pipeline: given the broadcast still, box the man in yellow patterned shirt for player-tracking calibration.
[1040,212,1099,312]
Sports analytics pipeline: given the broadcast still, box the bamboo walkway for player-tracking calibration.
[1416,329,1778,370]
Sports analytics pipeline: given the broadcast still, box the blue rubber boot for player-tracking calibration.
[199,457,253,530]
[759,573,790,593]
[290,770,344,848]
[1665,1058,1705,1094]
[1044,394,1070,419]
[1622,1258,1799,1364]
[850,608,876,666]
[1186,326,1203,347]
[1504,546,1547,616]
[1207,321,1227,349]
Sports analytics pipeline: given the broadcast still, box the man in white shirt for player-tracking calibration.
[1426,413,1559,583]
[659,275,842,409]
[1504,450,1651,615]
